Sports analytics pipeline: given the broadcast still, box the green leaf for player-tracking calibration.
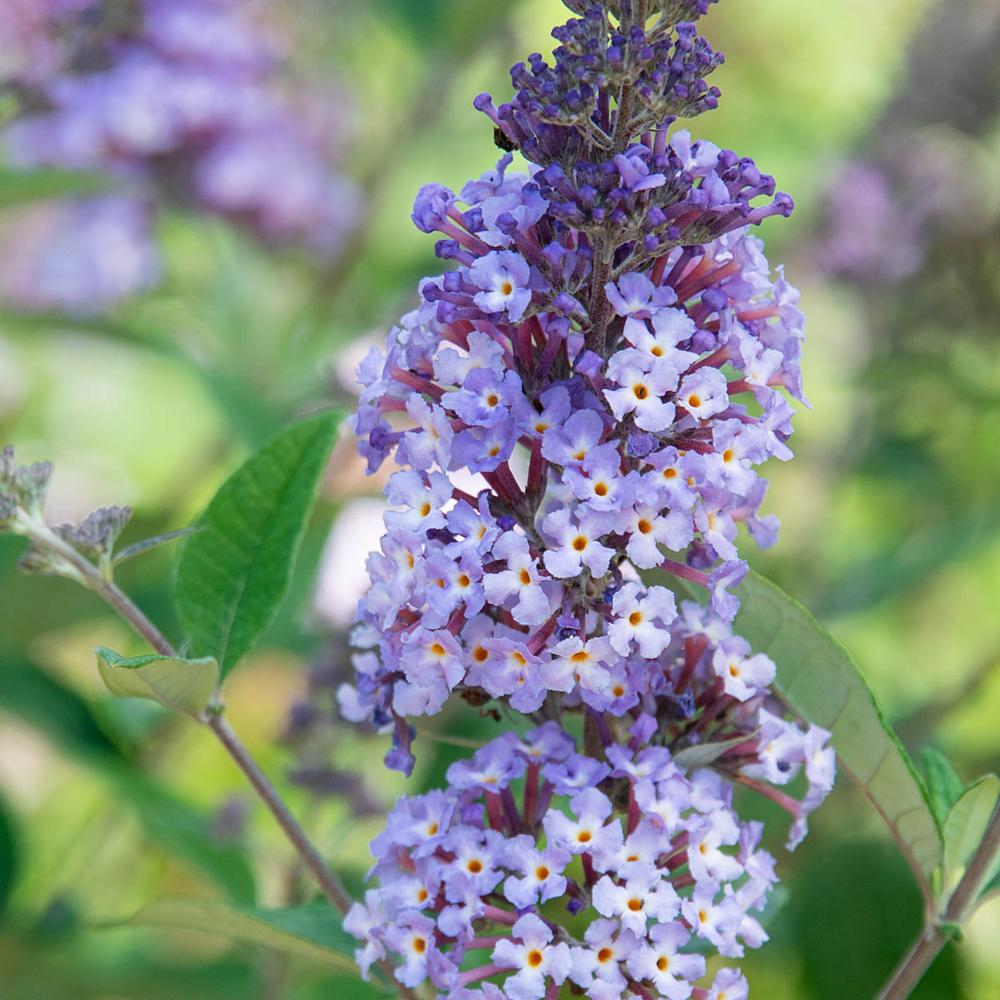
[733,571,942,891]
[96,646,219,720]
[174,411,342,673]
[941,774,1000,904]
[0,167,111,209]
[122,899,358,972]
[673,730,758,769]
[920,747,966,829]
[0,790,20,917]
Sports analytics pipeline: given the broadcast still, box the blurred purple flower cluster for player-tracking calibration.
[814,152,971,286]
[1,0,361,313]
[0,0,84,83]
[340,1,834,996]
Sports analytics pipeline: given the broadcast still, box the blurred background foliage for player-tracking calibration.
[0,0,998,997]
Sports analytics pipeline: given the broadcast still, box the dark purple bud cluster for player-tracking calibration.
[464,1,790,323]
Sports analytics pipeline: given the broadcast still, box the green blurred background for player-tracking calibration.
[1,0,999,997]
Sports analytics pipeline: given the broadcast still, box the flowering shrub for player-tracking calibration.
[1,4,996,1000]
[339,1,836,995]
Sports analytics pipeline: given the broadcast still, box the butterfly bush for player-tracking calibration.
[341,1,834,996]
[0,0,360,312]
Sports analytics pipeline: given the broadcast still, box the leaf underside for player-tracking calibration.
[96,647,219,719]
[732,572,942,889]
[674,731,757,769]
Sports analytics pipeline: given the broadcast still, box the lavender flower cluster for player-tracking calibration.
[347,724,767,1000]
[341,2,833,996]
[347,640,833,999]
[345,116,803,770]
[1,0,360,312]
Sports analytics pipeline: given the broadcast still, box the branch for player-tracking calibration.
[877,801,1000,1000]
[20,521,415,999]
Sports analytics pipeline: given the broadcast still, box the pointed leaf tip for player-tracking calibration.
[174,410,343,674]
[921,746,965,829]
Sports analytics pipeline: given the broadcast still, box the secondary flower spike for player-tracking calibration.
[343,2,832,996]
[0,0,361,313]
